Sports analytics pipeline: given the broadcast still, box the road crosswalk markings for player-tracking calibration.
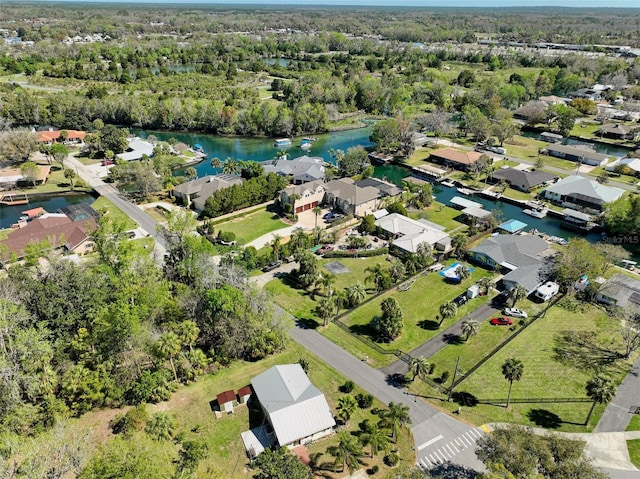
[416,427,485,470]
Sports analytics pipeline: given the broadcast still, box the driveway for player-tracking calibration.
[382,299,501,377]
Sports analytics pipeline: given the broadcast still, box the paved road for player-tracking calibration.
[596,354,640,433]
[382,300,501,377]
[285,310,486,474]
[66,156,167,257]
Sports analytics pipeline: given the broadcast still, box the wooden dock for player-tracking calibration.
[0,194,28,206]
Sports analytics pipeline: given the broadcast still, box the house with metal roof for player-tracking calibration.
[116,138,155,162]
[375,212,450,255]
[596,274,640,315]
[468,234,552,294]
[262,155,326,185]
[491,168,558,192]
[542,176,625,212]
[606,157,640,176]
[543,144,611,167]
[241,364,335,458]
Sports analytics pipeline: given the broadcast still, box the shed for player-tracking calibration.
[498,219,528,234]
[467,284,480,299]
[217,390,236,413]
[238,385,252,405]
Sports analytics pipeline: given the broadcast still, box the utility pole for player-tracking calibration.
[447,355,460,402]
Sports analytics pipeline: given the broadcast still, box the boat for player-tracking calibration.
[274,138,292,148]
[440,180,455,187]
[456,187,474,196]
[523,206,548,219]
[0,194,28,206]
[299,139,312,150]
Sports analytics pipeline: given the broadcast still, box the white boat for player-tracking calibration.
[274,138,292,148]
[456,187,474,196]
[440,180,455,187]
[300,141,312,151]
[523,207,548,218]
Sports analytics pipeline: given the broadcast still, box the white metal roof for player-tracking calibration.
[450,196,482,209]
[251,364,335,446]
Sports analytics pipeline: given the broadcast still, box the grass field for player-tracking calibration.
[628,440,640,469]
[214,208,287,244]
[410,300,635,432]
[627,415,640,432]
[410,202,466,232]
[92,196,137,230]
[328,261,494,365]
[35,341,413,479]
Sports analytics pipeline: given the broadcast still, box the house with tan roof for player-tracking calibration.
[173,174,244,212]
[0,165,51,189]
[429,147,484,171]
[598,123,635,141]
[324,177,401,217]
[279,180,326,214]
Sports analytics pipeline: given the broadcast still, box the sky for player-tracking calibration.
[36,0,640,6]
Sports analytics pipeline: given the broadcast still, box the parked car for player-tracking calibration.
[261,261,282,272]
[323,211,335,220]
[317,244,334,255]
[453,294,468,307]
[490,317,514,326]
[504,307,528,318]
[325,214,345,224]
[491,290,511,306]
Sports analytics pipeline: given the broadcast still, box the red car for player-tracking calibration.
[490,317,513,326]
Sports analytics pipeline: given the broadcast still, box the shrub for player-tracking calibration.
[217,230,236,243]
[110,404,148,435]
[323,247,388,259]
[384,452,400,467]
[340,380,355,393]
[355,393,374,409]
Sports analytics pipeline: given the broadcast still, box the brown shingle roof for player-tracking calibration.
[217,390,236,405]
[0,215,95,261]
[430,147,483,166]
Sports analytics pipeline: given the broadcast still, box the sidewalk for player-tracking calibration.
[596,354,640,433]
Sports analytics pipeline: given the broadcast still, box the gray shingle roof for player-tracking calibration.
[491,168,558,190]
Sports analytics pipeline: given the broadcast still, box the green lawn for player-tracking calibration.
[501,187,534,201]
[412,301,635,432]
[628,440,640,469]
[0,229,11,241]
[627,415,640,432]
[412,202,466,232]
[328,261,494,365]
[60,341,413,479]
[92,196,137,230]
[588,166,638,186]
[503,136,577,171]
[214,208,287,244]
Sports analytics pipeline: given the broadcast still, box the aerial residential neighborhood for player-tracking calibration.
[0,3,639,479]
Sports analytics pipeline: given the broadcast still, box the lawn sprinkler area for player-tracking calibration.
[324,261,350,275]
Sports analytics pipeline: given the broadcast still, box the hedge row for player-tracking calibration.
[323,247,388,259]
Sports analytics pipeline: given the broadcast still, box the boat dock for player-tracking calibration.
[0,194,28,205]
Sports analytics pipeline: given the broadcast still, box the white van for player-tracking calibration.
[535,281,559,301]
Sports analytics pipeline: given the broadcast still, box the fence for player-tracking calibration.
[444,294,564,395]
[475,397,592,405]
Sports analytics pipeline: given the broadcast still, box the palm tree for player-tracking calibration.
[509,285,528,307]
[145,412,176,441]
[477,277,493,296]
[312,205,322,228]
[270,233,282,261]
[174,320,200,353]
[63,168,77,190]
[461,318,480,341]
[416,242,433,267]
[360,423,390,458]
[290,228,309,254]
[501,358,524,408]
[451,233,468,259]
[585,375,616,425]
[211,157,223,169]
[379,402,411,442]
[439,301,458,326]
[336,395,358,425]
[328,432,361,474]
[409,356,430,382]
[346,282,366,308]
[315,297,336,327]
[456,264,471,281]
[185,167,198,181]
[365,263,386,292]
[333,289,348,313]
[156,332,182,382]
[318,272,336,297]
[222,158,238,175]
[389,258,406,283]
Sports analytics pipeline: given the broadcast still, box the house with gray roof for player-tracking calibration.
[262,155,326,185]
[598,123,635,141]
[542,176,625,212]
[596,274,640,315]
[241,364,335,458]
[543,144,611,167]
[325,177,401,217]
[468,234,552,294]
[173,174,244,211]
[491,168,558,192]
[375,212,450,255]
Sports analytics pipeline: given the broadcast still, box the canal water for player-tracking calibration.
[0,193,95,229]
[520,130,630,158]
